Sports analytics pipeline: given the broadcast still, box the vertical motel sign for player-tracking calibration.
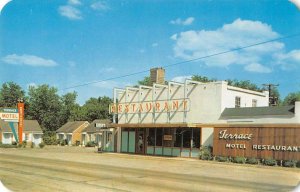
[0,102,24,144]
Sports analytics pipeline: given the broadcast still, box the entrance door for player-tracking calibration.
[136,129,145,154]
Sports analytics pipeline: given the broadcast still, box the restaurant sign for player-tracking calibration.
[218,129,300,152]
[109,98,190,114]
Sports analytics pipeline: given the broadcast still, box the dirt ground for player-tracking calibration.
[0,146,299,192]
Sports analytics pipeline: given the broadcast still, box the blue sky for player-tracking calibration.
[0,0,300,104]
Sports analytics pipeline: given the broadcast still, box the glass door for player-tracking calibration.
[136,129,145,154]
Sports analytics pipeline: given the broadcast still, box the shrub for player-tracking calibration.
[42,131,57,145]
[12,141,17,146]
[60,139,67,146]
[75,140,80,146]
[0,144,17,148]
[39,142,45,148]
[283,160,297,168]
[264,158,277,166]
[86,141,96,147]
[21,141,27,148]
[199,146,213,160]
[216,156,228,162]
[246,157,259,165]
[31,142,35,148]
[296,161,300,168]
[233,156,246,164]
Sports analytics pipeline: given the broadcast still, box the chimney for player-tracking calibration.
[150,67,165,85]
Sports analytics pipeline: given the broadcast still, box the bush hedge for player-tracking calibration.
[0,144,18,148]
[296,161,300,168]
[42,132,58,145]
[199,146,213,160]
[283,160,297,168]
[86,141,96,147]
[216,156,228,162]
[263,158,277,166]
[39,142,45,148]
[246,157,259,165]
[233,156,246,164]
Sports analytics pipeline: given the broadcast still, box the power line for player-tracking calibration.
[60,33,300,91]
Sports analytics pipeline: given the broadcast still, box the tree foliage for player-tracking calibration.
[60,92,80,123]
[282,92,300,105]
[191,75,216,83]
[81,96,112,122]
[0,82,25,107]
[0,82,113,133]
[26,85,62,131]
[138,76,152,86]
[226,79,262,92]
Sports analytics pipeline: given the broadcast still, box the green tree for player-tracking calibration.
[81,96,112,122]
[226,79,262,92]
[191,75,216,83]
[282,92,300,105]
[0,82,25,107]
[59,92,81,123]
[138,76,152,86]
[27,84,62,132]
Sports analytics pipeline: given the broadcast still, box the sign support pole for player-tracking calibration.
[17,101,24,144]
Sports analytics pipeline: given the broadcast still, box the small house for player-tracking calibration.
[56,121,89,145]
[0,119,43,145]
[81,119,114,151]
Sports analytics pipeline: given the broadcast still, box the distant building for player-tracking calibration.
[81,119,114,151]
[56,121,89,145]
[0,119,43,145]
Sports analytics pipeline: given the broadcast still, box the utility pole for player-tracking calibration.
[263,84,279,106]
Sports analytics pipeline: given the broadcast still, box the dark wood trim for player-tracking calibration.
[196,123,300,128]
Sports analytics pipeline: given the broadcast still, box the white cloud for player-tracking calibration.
[91,1,110,11]
[2,54,58,67]
[244,63,272,73]
[58,5,82,20]
[274,50,300,70]
[171,18,300,72]
[171,75,192,83]
[0,0,11,14]
[290,0,300,10]
[170,17,195,26]
[68,0,81,6]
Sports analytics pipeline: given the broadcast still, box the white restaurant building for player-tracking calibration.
[109,68,276,157]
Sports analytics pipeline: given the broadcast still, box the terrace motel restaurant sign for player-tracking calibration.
[218,129,300,152]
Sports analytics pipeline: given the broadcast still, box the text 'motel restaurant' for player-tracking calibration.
[109,68,300,160]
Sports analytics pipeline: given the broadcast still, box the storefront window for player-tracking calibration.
[156,128,163,146]
[182,128,191,148]
[174,128,182,147]
[192,128,200,148]
[163,128,174,147]
[147,129,155,146]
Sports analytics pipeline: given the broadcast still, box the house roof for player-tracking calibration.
[82,119,112,133]
[0,119,43,132]
[220,105,295,119]
[56,121,88,133]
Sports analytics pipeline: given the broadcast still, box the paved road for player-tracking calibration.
[0,147,299,192]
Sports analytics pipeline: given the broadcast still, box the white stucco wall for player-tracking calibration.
[115,81,269,124]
